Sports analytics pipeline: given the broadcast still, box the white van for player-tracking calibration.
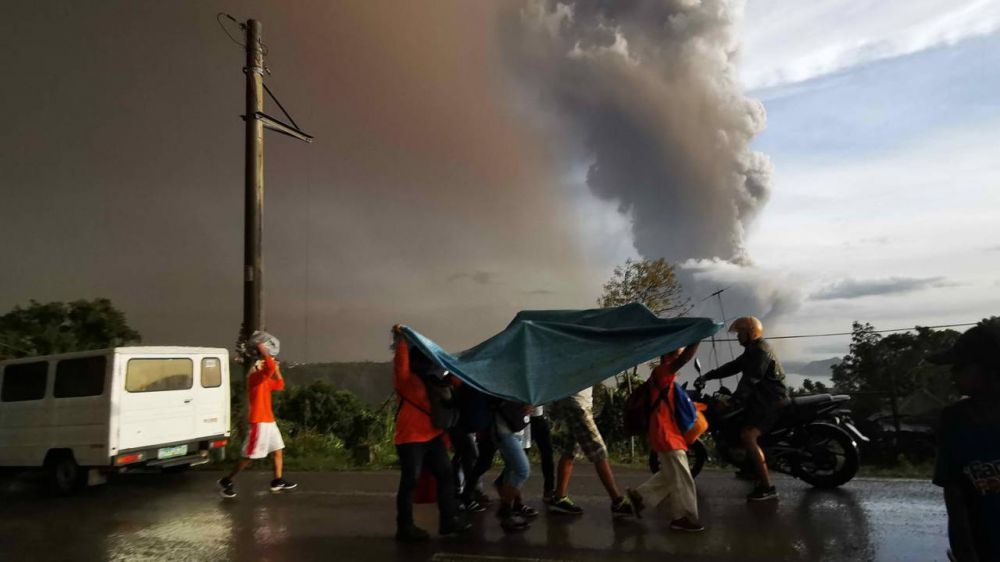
[0,346,231,493]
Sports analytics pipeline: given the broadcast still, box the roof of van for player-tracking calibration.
[0,346,229,364]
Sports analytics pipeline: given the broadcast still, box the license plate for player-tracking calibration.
[158,444,188,459]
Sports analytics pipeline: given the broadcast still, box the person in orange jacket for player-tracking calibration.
[218,341,297,498]
[392,325,471,542]
[627,343,704,532]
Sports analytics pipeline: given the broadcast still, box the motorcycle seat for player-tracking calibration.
[788,394,833,408]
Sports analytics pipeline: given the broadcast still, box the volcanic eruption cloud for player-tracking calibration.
[506,0,797,322]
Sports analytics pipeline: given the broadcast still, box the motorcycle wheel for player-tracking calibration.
[794,423,860,488]
[686,439,708,478]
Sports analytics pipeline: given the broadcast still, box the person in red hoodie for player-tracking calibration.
[626,343,704,532]
[392,325,470,542]
[218,341,296,498]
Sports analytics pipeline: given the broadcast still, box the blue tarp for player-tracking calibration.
[399,303,721,405]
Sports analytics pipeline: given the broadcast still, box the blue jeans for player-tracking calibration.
[496,432,530,489]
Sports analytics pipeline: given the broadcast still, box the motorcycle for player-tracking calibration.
[683,359,868,488]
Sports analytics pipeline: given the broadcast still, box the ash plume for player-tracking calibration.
[507,0,773,264]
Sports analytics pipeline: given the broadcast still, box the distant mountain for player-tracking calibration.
[283,361,393,407]
[783,357,840,378]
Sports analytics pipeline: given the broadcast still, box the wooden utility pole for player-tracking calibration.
[236,18,312,356]
[241,19,265,343]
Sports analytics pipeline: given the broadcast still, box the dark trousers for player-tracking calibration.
[396,435,458,529]
[448,429,479,498]
[467,431,497,498]
[530,415,555,494]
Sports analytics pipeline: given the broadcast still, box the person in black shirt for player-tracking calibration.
[698,316,788,501]
[927,317,1000,562]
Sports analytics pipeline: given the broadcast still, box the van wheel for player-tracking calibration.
[48,454,87,495]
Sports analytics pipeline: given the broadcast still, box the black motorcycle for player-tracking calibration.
[684,360,868,488]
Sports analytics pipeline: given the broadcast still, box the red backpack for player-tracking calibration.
[623,380,667,436]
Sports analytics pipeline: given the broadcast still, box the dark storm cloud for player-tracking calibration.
[0,1,601,361]
[811,277,956,300]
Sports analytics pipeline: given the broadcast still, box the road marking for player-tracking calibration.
[431,554,574,562]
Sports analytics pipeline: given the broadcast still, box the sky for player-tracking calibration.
[1,1,998,376]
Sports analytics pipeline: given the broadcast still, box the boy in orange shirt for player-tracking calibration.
[627,343,703,532]
[218,341,297,498]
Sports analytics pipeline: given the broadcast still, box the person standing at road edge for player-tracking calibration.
[927,317,1000,562]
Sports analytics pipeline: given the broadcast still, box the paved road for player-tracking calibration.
[0,468,948,562]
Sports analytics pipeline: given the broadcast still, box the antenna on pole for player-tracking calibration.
[711,287,736,361]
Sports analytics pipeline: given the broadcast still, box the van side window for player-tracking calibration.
[54,356,107,398]
[126,359,193,392]
[201,358,222,388]
[1,362,48,402]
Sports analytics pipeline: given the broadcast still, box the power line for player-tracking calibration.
[712,322,978,342]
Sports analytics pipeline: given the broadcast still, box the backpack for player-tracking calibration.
[623,380,666,437]
[497,400,530,432]
[399,375,460,430]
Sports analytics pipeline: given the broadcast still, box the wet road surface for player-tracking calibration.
[0,468,947,562]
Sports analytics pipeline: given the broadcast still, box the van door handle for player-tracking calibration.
[184,399,192,404]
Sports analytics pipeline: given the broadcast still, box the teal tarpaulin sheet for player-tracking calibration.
[400,303,722,405]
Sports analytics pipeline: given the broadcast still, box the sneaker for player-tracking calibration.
[439,515,472,536]
[514,503,539,519]
[473,490,492,506]
[626,488,645,519]
[548,496,584,515]
[464,499,487,513]
[395,524,431,543]
[747,485,778,502]
[218,478,236,499]
[270,478,298,492]
[542,490,555,505]
[670,517,705,532]
[611,496,636,517]
[500,513,530,532]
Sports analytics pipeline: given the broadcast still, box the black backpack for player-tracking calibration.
[399,375,460,431]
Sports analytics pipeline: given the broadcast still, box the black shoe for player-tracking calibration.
[500,513,530,532]
[626,488,645,519]
[463,499,487,513]
[611,496,636,517]
[439,516,472,536]
[747,485,778,502]
[395,525,431,543]
[548,496,584,515]
[513,502,539,519]
[473,490,492,506]
[270,478,298,492]
[670,517,705,532]
[218,478,236,499]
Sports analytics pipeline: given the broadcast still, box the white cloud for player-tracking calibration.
[739,0,1000,90]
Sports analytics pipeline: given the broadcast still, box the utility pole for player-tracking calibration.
[232,17,312,359]
[241,19,265,344]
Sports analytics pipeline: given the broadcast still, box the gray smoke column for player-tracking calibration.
[506,0,772,264]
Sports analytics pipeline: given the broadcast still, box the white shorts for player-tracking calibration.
[242,422,285,459]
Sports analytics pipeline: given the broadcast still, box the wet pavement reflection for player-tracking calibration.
[0,468,947,561]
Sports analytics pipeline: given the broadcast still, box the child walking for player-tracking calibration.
[627,343,704,532]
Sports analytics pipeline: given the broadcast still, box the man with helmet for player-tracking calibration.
[697,316,788,501]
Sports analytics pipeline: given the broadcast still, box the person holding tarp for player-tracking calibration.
[391,326,470,543]
[625,344,706,532]
[491,401,539,531]
[547,387,637,517]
